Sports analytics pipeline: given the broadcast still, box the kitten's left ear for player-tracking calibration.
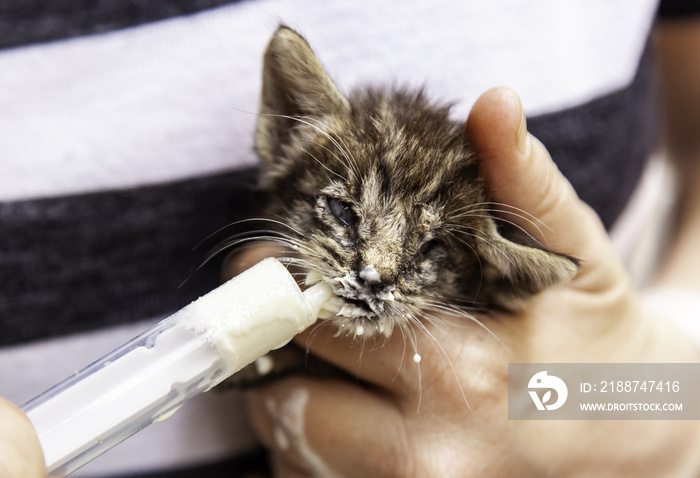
[477,220,579,303]
[256,26,350,165]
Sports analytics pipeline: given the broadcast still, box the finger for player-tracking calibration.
[248,377,413,478]
[466,87,627,290]
[0,398,45,478]
[466,87,601,251]
[294,321,424,393]
[293,306,517,398]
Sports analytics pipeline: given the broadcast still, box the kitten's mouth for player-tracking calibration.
[347,298,373,313]
[334,297,395,337]
[306,271,395,337]
[336,296,377,319]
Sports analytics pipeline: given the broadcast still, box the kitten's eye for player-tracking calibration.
[327,197,357,227]
[418,239,440,257]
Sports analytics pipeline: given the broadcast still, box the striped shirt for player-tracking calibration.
[0,0,697,476]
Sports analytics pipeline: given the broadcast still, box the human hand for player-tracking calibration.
[0,397,44,478]
[226,87,700,477]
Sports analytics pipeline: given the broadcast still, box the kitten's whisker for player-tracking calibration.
[449,212,543,246]
[442,228,486,297]
[302,318,337,354]
[314,141,354,176]
[453,201,547,228]
[419,293,486,310]
[450,201,554,245]
[210,232,306,256]
[208,228,302,247]
[485,201,553,230]
[311,131,360,179]
[182,228,309,288]
[409,312,471,414]
[202,234,309,270]
[301,147,348,183]
[304,118,362,179]
[393,319,410,385]
[199,219,313,260]
[405,315,423,411]
[275,259,324,276]
[449,228,518,270]
[194,217,285,251]
[424,302,517,361]
[263,112,359,180]
[195,217,310,249]
[255,216,311,239]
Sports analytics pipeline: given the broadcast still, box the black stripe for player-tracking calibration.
[0,0,242,50]
[94,449,269,478]
[657,0,700,18]
[0,168,265,347]
[528,40,658,230]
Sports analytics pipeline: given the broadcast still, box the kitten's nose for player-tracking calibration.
[359,265,383,285]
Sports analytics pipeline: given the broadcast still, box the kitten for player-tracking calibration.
[222,26,577,386]
[253,26,577,339]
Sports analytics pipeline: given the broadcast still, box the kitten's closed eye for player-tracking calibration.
[418,239,441,258]
[327,197,357,228]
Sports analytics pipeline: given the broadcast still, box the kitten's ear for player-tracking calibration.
[478,220,578,304]
[256,26,350,164]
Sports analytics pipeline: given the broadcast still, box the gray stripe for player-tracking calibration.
[0,0,242,50]
[528,41,657,230]
[0,168,263,346]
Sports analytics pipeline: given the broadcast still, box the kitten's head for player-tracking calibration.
[254,26,577,336]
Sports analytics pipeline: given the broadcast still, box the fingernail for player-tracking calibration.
[514,94,531,156]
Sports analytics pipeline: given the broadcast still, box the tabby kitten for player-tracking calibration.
[252,26,577,339]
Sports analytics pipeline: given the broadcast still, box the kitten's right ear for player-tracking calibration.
[256,26,350,164]
[476,220,579,306]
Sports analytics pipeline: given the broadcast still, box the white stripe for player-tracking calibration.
[0,320,258,476]
[0,0,656,202]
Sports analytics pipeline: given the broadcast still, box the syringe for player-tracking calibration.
[21,258,336,477]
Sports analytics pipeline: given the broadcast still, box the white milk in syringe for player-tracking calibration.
[22,258,338,477]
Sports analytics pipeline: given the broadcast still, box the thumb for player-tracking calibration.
[0,398,45,478]
[466,87,624,290]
